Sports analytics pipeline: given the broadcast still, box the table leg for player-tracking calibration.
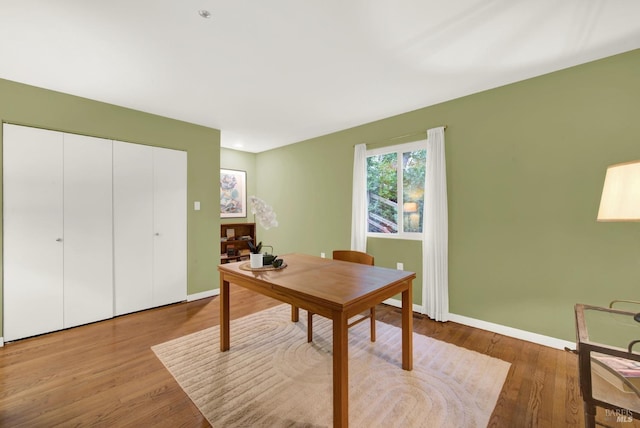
[332,311,349,428]
[401,280,413,371]
[291,305,299,322]
[583,403,596,428]
[220,274,230,352]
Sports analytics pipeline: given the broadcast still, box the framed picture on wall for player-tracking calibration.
[220,168,247,218]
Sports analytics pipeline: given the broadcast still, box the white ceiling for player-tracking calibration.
[1,1,639,153]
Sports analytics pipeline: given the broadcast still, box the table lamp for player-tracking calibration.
[597,160,640,322]
[597,160,640,222]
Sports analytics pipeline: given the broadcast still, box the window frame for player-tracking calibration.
[366,139,427,241]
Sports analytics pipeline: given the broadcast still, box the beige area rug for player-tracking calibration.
[152,305,510,428]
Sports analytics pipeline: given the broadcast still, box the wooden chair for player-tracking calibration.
[306,250,376,343]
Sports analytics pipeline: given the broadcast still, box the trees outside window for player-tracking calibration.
[366,141,426,237]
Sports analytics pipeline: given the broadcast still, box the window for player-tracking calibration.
[366,141,426,238]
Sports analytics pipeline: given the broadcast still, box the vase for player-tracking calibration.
[250,253,263,269]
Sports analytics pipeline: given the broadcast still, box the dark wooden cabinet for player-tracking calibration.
[220,223,255,264]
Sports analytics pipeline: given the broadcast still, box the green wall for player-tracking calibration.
[220,148,257,226]
[0,78,221,337]
[255,49,640,342]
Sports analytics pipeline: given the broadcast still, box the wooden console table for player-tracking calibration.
[218,253,416,428]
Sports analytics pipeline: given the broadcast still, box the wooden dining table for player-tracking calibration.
[218,253,416,428]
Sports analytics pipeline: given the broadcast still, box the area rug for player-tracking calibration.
[152,305,510,427]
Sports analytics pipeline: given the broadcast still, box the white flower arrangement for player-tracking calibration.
[250,196,278,230]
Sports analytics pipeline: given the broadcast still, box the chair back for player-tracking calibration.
[332,250,374,266]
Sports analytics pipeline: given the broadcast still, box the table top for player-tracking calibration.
[576,304,640,354]
[218,253,416,311]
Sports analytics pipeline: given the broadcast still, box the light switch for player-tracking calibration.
[194,201,201,211]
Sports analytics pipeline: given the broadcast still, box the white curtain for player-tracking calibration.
[351,144,368,252]
[422,127,449,321]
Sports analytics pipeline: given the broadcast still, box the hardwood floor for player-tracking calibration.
[0,287,632,427]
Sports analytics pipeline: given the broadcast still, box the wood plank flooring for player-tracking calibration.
[0,287,632,427]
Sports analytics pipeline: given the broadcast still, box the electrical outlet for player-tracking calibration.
[320,252,326,258]
[396,262,404,270]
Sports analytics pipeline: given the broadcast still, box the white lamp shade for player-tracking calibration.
[597,160,640,222]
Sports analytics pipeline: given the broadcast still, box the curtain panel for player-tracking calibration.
[350,143,368,252]
[422,126,449,321]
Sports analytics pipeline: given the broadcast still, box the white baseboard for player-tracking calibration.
[187,288,220,302]
[0,337,3,347]
[382,297,423,313]
[447,313,575,350]
[382,298,575,351]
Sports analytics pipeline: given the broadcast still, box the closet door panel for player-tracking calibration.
[3,124,64,341]
[113,141,154,315]
[63,133,113,328]
[152,148,187,306]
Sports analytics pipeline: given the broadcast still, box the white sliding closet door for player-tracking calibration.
[152,148,187,306]
[4,124,185,340]
[63,133,113,328]
[113,141,154,316]
[3,124,64,341]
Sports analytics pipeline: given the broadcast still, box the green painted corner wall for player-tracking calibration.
[0,78,221,337]
[255,49,640,342]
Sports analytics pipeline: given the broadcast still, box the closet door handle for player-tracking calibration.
[56,238,63,242]
[155,233,160,236]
